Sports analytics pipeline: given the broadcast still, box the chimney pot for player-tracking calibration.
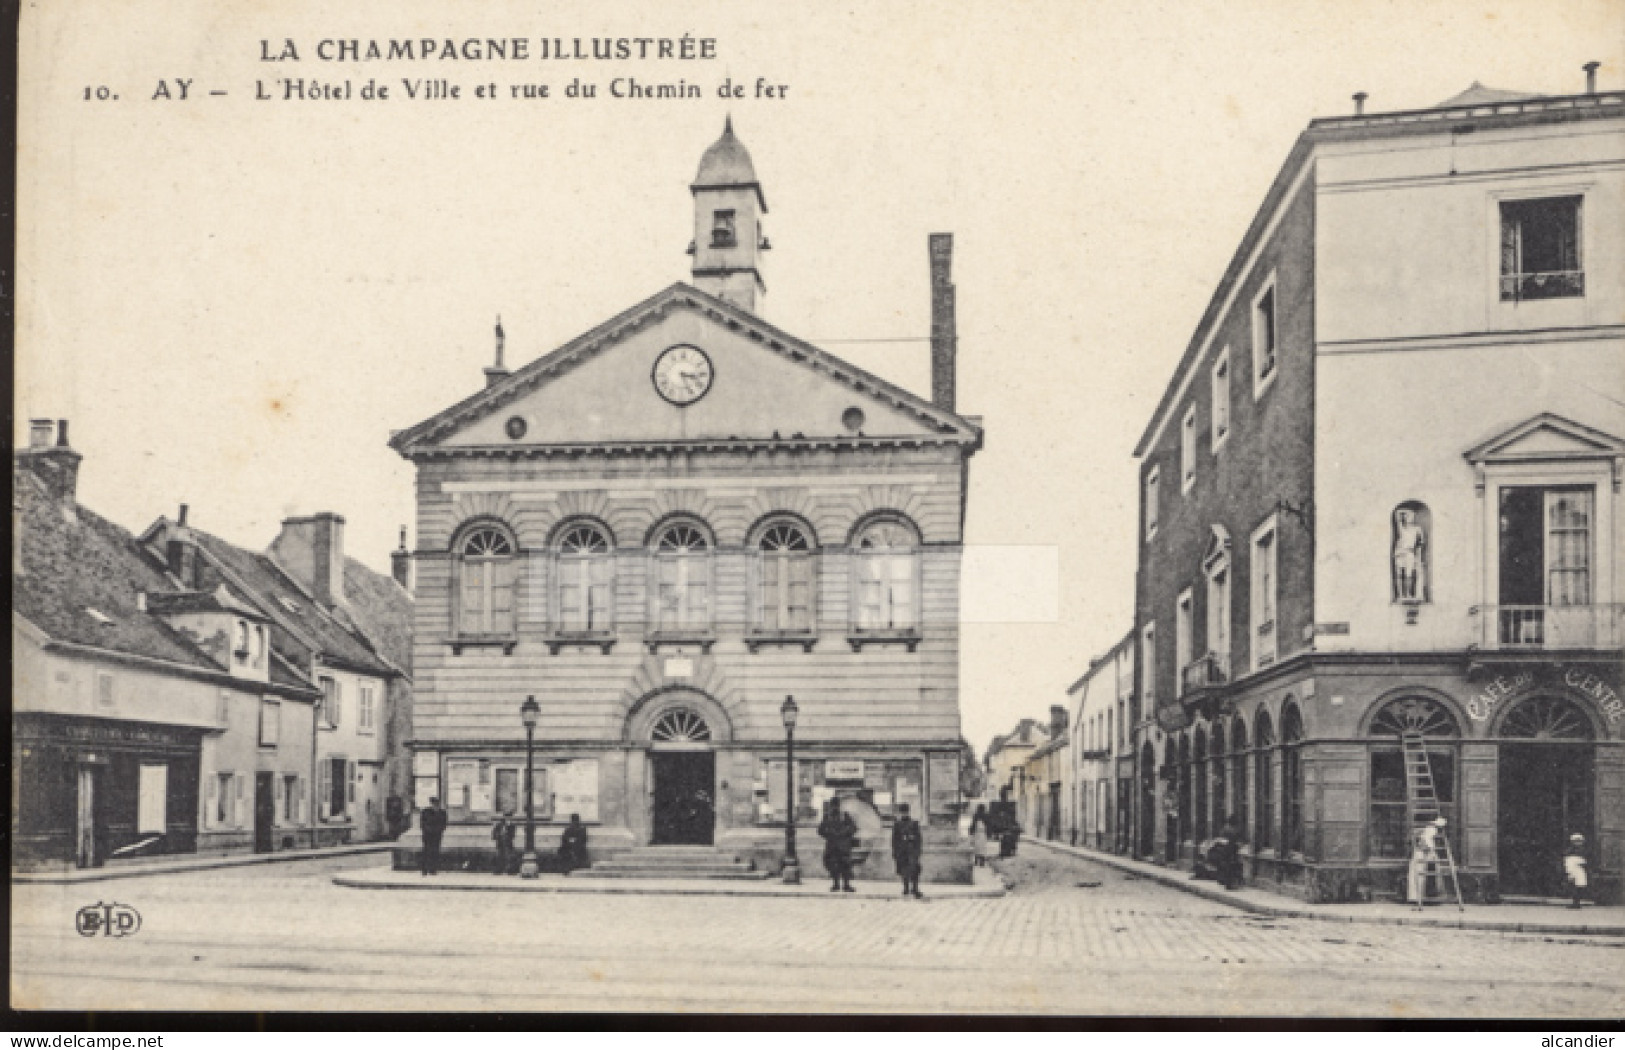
[391,526,413,591]
[56,420,71,447]
[1353,91,1368,115]
[1584,61,1600,94]
[29,419,53,448]
[178,503,189,526]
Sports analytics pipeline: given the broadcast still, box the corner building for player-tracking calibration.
[1130,79,1624,903]
[392,123,981,881]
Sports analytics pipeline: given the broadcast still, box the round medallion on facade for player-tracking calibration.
[652,344,714,405]
[504,415,528,440]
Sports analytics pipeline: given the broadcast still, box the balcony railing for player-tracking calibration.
[1474,604,1624,651]
[1180,651,1230,697]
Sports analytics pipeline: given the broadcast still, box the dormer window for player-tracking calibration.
[710,210,737,248]
[233,619,251,658]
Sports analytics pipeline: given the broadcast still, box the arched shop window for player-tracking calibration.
[1210,723,1227,835]
[1230,718,1249,844]
[651,708,712,746]
[1501,695,1595,740]
[455,523,517,637]
[1193,727,1209,842]
[555,521,614,633]
[1176,736,1192,844]
[1254,709,1275,850]
[1281,704,1305,855]
[1367,695,1461,860]
[756,519,815,632]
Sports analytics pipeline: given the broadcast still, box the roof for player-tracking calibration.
[390,282,982,457]
[692,117,766,210]
[183,527,397,678]
[983,717,1049,763]
[1132,88,1625,460]
[147,585,268,620]
[340,555,413,675]
[1030,735,1070,761]
[13,469,220,672]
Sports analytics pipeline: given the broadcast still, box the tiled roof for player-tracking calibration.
[187,529,396,678]
[340,556,412,675]
[13,469,218,672]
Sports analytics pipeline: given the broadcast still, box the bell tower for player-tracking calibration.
[689,117,768,313]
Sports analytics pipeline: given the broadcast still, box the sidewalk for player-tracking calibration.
[1027,838,1625,936]
[334,863,1007,900]
[13,842,395,884]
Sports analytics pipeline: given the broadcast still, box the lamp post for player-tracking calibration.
[519,695,540,879]
[780,694,800,884]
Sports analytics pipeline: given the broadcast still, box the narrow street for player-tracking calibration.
[12,849,1623,1015]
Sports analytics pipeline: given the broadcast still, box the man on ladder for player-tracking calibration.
[1402,728,1465,911]
[1408,816,1446,910]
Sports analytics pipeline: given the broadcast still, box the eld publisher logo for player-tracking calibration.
[75,901,142,938]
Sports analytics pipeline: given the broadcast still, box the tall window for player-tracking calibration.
[1140,622,1157,709]
[1500,196,1582,301]
[1181,405,1197,492]
[1281,704,1304,856]
[653,521,712,632]
[1175,588,1194,695]
[259,699,280,747]
[1144,466,1160,539]
[1367,696,1459,860]
[757,520,815,632]
[214,772,236,827]
[1206,561,1230,669]
[1254,710,1274,850]
[1251,519,1278,670]
[1253,278,1278,393]
[358,685,376,734]
[1498,487,1593,646]
[319,677,340,729]
[322,757,348,821]
[854,518,918,631]
[456,524,517,637]
[1211,349,1231,449]
[556,522,615,633]
[711,209,737,248]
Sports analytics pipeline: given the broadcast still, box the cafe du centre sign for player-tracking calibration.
[1467,666,1623,726]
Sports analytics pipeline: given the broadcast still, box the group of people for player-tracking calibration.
[967,789,1022,866]
[411,797,590,876]
[815,798,926,898]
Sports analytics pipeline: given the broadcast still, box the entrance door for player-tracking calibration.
[254,772,276,853]
[1499,743,1593,897]
[75,765,100,868]
[651,751,715,846]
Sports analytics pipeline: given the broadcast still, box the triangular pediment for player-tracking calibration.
[391,284,979,456]
[1463,413,1625,464]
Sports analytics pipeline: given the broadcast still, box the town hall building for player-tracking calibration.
[390,121,982,881]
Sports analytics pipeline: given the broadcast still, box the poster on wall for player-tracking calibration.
[550,760,598,822]
[445,760,478,811]
[927,753,960,816]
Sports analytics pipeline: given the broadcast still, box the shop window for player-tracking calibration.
[1281,704,1304,855]
[1366,695,1461,859]
[1193,728,1209,842]
[556,521,615,633]
[1210,726,1227,833]
[652,520,712,633]
[1254,710,1275,850]
[756,520,815,633]
[1230,719,1249,843]
[455,523,518,638]
[1500,694,1595,740]
[853,517,919,632]
[1500,196,1582,301]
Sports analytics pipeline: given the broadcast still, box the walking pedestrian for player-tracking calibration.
[1213,817,1243,890]
[1565,834,1589,909]
[969,804,997,867]
[817,798,858,892]
[418,797,447,877]
[893,803,924,899]
[491,811,516,875]
[1407,817,1445,910]
[990,787,1020,859]
[559,813,590,873]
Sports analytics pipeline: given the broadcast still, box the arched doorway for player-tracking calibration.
[1497,694,1596,897]
[648,707,715,846]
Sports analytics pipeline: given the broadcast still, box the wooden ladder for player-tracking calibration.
[1402,730,1465,911]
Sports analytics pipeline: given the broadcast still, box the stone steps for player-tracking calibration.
[578,846,772,881]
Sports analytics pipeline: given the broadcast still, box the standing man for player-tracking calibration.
[559,813,590,873]
[1408,817,1444,909]
[419,796,448,877]
[491,811,515,875]
[989,787,1019,859]
[817,798,858,892]
[893,803,924,899]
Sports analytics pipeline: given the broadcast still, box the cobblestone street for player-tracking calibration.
[12,849,1624,1016]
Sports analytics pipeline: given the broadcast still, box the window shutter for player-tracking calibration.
[347,761,357,805]
[317,762,330,821]
[234,773,244,826]
[492,557,516,635]
[205,775,217,830]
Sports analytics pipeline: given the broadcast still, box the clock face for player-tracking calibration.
[652,345,714,405]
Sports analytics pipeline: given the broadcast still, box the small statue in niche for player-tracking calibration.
[1391,504,1428,603]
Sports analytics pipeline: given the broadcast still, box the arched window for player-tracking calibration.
[756,519,815,632]
[1210,723,1227,836]
[1176,736,1192,846]
[1230,718,1249,844]
[1254,709,1275,850]
[1367,695,1460,859]
[853,517,919,631]
[652,520,711,633]
[456,523,517,637]
[556,521,614,633]
[1281,704,1305,856]
[651,708,712,746]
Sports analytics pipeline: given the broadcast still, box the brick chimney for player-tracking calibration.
[929,234,957,413]
[391,526,413,592]
[19,419,83,506]
[270,511,347,608]
[1049,704,1069,738]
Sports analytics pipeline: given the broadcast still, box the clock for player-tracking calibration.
[652,344,714,405]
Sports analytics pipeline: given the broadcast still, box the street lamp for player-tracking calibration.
[780,694,800,884]
[519,694,540,879]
